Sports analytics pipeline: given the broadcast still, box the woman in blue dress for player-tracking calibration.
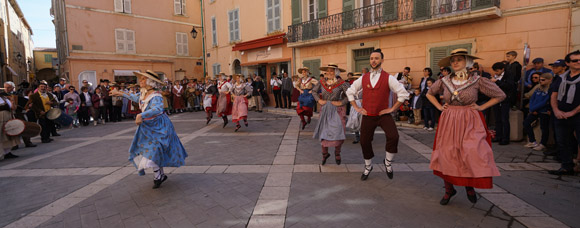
[295,67,318,130]
[110,70,188,189]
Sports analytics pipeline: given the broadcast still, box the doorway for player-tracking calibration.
[354,48,373,72]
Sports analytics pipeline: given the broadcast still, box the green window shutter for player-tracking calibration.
[430,46,448,76]
[342,0,355,30]
[303,59,321,80]
[318,0,327,18]
[472,0,496,11]
[382,0,398,22]
[413,0,431,21]
[292,0,301,25]
[44,54,53,63]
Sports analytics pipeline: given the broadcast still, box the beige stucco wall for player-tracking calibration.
[62,0,203,87]
[295,1,576,87]
[34,51,57,70]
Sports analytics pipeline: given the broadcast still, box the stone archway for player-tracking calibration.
[35,68,57,82]
[233,59,241,75]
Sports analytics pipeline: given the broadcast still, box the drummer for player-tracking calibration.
[27,80,58,143]
[0,82,21,160]
[4,81,36,151]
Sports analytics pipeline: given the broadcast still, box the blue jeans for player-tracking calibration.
[554,114,580,170]
[423,107,436,128]
[523,113,550,145]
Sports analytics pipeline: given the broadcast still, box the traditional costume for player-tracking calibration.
[346,51,410,181]
[216,77,233,127]
[0,92,20,160]
[172,84,185,112]
[312,64,350,165]
[295,67,318,129]
[427,49,505,205]
[203,78,219,124]
[230,80,252,131]
[122,71,188,189]
[345,73,362,144]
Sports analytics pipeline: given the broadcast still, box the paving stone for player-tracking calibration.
[477,184,507,193]
[259,187,290,200]
[225,165,271,173]
[481,193,546,217]
[515,216,570,228]
[252,199,288,215]
[205,165,228,173]
[293,164,319,173]
[407,163,431,171]
[529,163,560,170]
[264,173,293,187]
[269,165,293,173]
[172,165,211,173]
[273,155,295,165]
[496,163,544,171]
[247,215,286,228]
[276,151,296,156]
[320,165,348,172]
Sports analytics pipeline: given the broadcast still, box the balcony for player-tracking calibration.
[287,0,500,46]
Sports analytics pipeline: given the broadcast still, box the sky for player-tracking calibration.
[17,0,55,48]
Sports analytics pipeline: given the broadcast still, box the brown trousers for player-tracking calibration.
[360,114,399,159]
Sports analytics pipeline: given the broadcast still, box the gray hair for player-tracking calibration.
[146,78,162,89]
[465,56,475,69]
[334,68,341,77]
[4,81,15,88]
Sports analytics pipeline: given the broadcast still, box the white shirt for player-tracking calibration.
[218,81,232,93]
[494,72,504,81]
[346,68,410,103]
[270,78,282,87]
[412,95,420,109]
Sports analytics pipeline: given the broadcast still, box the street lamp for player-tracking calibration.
[16,53,22,62]
[190,27,198,39]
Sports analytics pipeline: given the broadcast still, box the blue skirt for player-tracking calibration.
[298,89,316,108]
[129,113,187,175]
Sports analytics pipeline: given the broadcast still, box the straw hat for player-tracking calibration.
[297,67,310,74]
[438,48,481,67]
[133,70,164,84]
[319,63,346,72]
[350,72,362,79]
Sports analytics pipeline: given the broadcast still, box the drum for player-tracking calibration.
[3,119,41,138]
[46,108,73,126]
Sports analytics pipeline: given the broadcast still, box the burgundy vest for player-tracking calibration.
[362,71,390,116]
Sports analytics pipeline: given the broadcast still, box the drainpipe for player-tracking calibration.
[200,0,207,78]
[565,1,572,52]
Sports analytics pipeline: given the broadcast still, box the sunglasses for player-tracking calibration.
[532,77,539,79]
[569,59,580,63]
[540,79,548,81]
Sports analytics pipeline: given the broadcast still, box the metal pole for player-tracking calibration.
[519,43,530,109]
[200,0,207,79]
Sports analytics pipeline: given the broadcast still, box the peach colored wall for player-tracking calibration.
[63,0,204,86]
[296,5,573,87]
[203,0,293,76]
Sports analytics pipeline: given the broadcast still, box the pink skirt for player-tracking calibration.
[430,106,499,189]
[232,96,248,123]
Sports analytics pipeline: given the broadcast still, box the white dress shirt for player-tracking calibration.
[346,68,410,103]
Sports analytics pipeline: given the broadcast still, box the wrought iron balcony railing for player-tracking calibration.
[288,0,500,43]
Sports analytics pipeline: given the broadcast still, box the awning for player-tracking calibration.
[241,58,291,66]
[232,33,286,51]
[6,66,17,76]
[113,70,140,76]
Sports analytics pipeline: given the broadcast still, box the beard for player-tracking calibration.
[371,62,382,70]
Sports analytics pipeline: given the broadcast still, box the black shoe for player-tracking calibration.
[244,121,248,127]
[152,175,168,189]
[548,168,575,176]
[335,156,341,165]
[384,159,394,179]
[41,139,51,143]
[439,189,457,205]
[206,117,211,125]
[361,166,373,181]
[352,139,359,144]
[466,188,477,204]
[222,119,229,128]
[11,145,18,150]
[301,121,306,130]
[235,125,241,132]
[25,143,37,148]
[4,152,19,159]
[52,133,61,137]
[321,153,330,165]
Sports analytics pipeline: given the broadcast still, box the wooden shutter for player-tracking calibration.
[115,29,125,53]
[342,0,355,30]
[267,0,274,32]
[126,30,135,54]
[181,0,186,15]
[291,0,301,25]
[274,0,280,30]
[176,33,183,55]
[182,33,188,55]
[430,46,448,76]
[228,11,234,41]
[174,0,182,15]
[318,0,327,18]
[472,0,494,10]
[123,0,131,13]
[234,10,240,41]
[382,0,397,22]
[114,0,123,12]
[413,0,431,21]
[211,17,217,46]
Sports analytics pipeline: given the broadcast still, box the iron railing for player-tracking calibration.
[287,0,500,43]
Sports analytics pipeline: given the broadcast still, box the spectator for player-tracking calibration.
[54,78,67,89]
[92,87,106,126]
[410,88,422,125]
[439,67,451,79]
[549,59,568,80]
[549,50,580,176]
[491,62,516,145]
[63,86,80,108]
[281,72,293,109]
[524,72,542,94]
[523,73,553,151]
[361,67,369,75]
[395,67,412,91]
[422,78,437,131]
[27,81,56,143]
[252,76,265,112]
[111,85,124,122]
[270,72,282,108]
[81,80,94,93]
[473,62,492,121]
[504,51,522,105]
[64,98,79,128]
[525,58,553,88]
[419,68,432,92]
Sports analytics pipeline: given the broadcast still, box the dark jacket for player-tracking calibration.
[496,72,517,105]
[281,76,294,92]
[252,80,265,96]
[409,93,423,110]
[27,91,56,119]
[91,93,104,109]
[421,89,435,108]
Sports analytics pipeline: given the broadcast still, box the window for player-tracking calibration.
[176,32,189,56]
[429,43,472,75]
[114,0,131,13]
[212,63,221,76]
[302,59,321,79]
[115,28,136,54]
[211,16,218,46]
[267,0,281,33]
[228,9,240,42]
[44,54,53,63]
[174,0,187,15]
[308,0,317,20]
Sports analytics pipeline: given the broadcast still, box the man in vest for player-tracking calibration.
[346,48,410,181]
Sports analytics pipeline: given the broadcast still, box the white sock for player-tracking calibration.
[364,159,372,167]
[385,152,395,172]
[154,167,164,180]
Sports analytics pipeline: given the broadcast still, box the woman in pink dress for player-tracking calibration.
[425,49,506,205]
[230,75,252,132]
